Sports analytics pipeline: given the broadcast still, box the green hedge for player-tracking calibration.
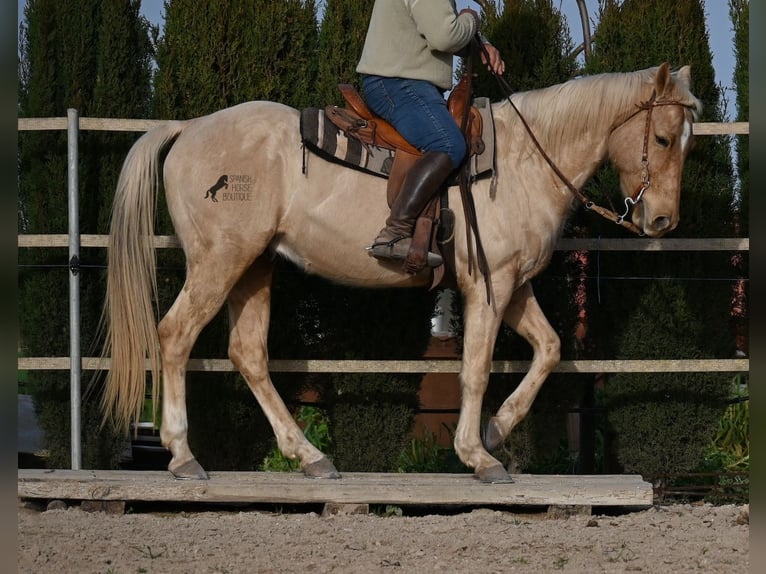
[601,282,729,480]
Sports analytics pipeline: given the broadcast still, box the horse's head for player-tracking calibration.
[607,63,702,237]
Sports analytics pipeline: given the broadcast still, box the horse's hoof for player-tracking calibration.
[482,418,504,451]
[169,458,209,480]
[303,457,341,479]
[475,464,514,484]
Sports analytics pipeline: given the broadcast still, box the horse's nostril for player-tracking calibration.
[652,216,671,232]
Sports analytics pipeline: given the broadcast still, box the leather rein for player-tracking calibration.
[475,40,692,236]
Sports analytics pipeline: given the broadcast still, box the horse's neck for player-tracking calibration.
[492,97,607,205]
[499,74,652,170]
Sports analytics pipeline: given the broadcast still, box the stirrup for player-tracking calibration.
[367,236,407,250]
[367,235,409,261]
[367,237,443,268]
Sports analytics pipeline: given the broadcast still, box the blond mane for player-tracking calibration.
[500,67,702,159]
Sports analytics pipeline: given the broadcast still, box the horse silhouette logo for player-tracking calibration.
[205,175,228,202]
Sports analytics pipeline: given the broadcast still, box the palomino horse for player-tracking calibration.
[102,63,701,483]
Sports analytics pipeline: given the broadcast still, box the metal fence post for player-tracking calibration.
[67,108,81,470]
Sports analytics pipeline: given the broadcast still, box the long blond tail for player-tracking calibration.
[101,121,186,434]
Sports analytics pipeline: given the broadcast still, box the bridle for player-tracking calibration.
[608,91,694,231]
[476,40,694,236]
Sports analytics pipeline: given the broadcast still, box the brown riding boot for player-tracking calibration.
[369,151,454,268]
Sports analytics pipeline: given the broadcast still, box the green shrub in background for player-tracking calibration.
[185,374,303,471]
[633,374,749,504]
[601,282,730,486]
[33,379,124,470]
[396,424,468,474]
[604,376,727,478]
[697,374,749,502]
[481,375,587,475]
[262,406,332,472]
[326,372,420,472]
[706,374,749,472]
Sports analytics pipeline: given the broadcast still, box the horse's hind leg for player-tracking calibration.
[483,282,561,453]
[226,257,340,479]
[158,260,250,479]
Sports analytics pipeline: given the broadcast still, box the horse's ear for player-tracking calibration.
[654,62,671,95]
[674,65,692,90]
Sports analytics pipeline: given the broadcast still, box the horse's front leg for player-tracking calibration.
[227,258,340,479]
[453,286,514,484]
[482,281,561,453]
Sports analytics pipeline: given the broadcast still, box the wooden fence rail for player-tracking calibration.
[17,357,749,374]
[18,116,750,135]
[17,233,750,252]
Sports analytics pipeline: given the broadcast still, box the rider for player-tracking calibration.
[357,0,505,268]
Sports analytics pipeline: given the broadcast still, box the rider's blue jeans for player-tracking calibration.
[361,75,466,167]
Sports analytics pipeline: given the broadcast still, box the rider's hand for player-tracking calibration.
[480,43,506,76]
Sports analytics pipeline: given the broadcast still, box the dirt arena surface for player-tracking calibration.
[18,500,748,573]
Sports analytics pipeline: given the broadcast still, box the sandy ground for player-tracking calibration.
[17,500,748,573]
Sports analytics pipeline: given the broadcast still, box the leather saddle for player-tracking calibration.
[325,74,484,278]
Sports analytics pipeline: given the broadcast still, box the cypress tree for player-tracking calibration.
[473,0,577,96]
[18,0,153,469]
[155,0,318,116]
[731,0,748,234]
[583,0,734,478]
[314,0,372,106]
[729,0,748,361]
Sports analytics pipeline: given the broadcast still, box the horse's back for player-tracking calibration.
[168,101,299,163]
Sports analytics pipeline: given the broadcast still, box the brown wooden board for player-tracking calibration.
[18,470,652,508]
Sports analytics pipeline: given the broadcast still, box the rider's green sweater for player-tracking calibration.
[356,0,477,91]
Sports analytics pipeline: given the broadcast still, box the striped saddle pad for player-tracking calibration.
[300,97,495,181]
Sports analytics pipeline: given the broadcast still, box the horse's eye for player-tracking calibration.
[655,135,670,148]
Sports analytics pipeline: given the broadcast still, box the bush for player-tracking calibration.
[325,372,420,472]
[483,374,587,474]
[262,406,332,471]
[601,282,729,483]
[604,374,728,478]
[32,373,125,470]
[696,374,749,503]
[705,374,749,473]
[396,424,468,473]
[185,373,304,471]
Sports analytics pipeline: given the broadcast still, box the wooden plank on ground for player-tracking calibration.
[18,470,652,508]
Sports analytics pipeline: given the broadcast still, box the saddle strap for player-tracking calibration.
[456,40,493,307]
[459,162,492,305]
[429,190,453,290]
[404,196,439,274]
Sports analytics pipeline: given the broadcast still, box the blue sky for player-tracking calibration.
[17,0,739,116]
